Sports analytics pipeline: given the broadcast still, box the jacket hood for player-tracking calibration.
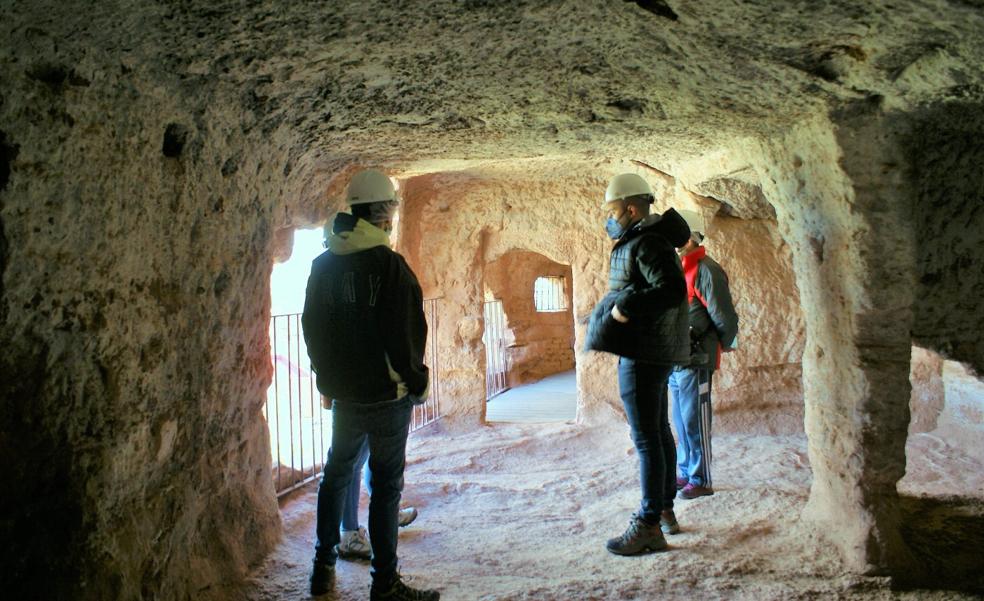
[657,208,692,248]
[626,208,691,248]
[326,212,391,255]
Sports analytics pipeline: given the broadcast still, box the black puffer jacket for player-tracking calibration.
[585,208,691,365]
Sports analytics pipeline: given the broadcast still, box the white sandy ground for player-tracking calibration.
[242,421,984,601]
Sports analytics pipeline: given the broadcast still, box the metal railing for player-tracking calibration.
[483,299,510,400]
[265,298,442,497]
[412,298,442,431]
[266,313,326,496]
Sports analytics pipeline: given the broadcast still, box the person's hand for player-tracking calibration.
[410,383,430,405]
[320,395,333,410]
[611,305,629,323]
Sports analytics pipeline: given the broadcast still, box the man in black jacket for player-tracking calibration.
[302,169,439,601]
[585,173,691,555]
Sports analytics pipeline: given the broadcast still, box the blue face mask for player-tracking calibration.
[605,216,625,240]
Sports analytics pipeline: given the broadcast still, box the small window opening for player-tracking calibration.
[534,276,567,312]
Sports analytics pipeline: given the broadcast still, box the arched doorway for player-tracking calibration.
[482,250,576,423]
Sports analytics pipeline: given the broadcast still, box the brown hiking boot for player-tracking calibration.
[309,559,335,596]
[679,482,714,499]
[606,514,668,555]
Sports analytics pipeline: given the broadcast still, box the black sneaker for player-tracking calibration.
[309,559,335,596]
[370,573,440,601]
[606,513,668,555]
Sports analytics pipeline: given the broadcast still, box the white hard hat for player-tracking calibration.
[678,209,705,237]
[604,173,653,206]
[346,169,398,205]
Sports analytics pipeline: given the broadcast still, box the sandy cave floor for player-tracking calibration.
[243,421,984,601]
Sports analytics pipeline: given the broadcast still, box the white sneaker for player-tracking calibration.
[336,527,371,560]
[398,506,418,528]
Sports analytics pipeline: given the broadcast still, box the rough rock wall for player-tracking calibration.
[0,92,286,601]
[757,105,929,576]
[399,164,808,431]
[398,172,488,421]
[484,250,575,387]
[0,7,319,599]
[905,102,984,376]
[703,217,806,435]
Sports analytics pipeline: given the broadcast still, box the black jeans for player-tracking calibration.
[617,357,676,523]
[315,395,412,585]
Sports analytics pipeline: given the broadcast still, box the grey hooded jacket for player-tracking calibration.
[685,254,739,372]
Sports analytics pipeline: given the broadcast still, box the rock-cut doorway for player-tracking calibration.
[482,250,577,423]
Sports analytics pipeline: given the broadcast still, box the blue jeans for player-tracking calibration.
[617,358,676,522]
[342,438,371,531]
[315,396,412,584]
[669,368,713,486]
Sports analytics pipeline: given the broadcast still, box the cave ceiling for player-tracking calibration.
[4,0,984,180]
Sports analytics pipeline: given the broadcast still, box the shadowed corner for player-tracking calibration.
[895,494,984,594]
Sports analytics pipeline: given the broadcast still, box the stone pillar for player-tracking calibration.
[571,251,621,422]
[398,174,487,425]
[759,104,917,575]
